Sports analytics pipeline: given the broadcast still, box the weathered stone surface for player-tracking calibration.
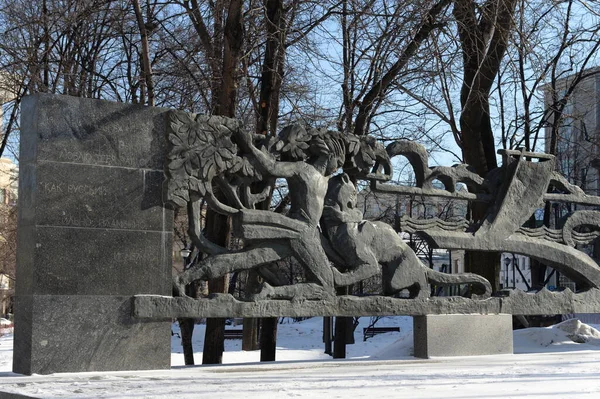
[165,112,600,315]
[20,93,167,169]
[25,161,167,231]
[500,287,600,314]
[413,314,513,358]
[16,92,600,374]
[378,147,600,292]
[0,392,39,399]
[167,116,392,300]
[134,294,500,319]
[13,295,170,375]
[134,288,600,319]
[24,227,171,296]
[421,232,600,290]
[14,94,173,375]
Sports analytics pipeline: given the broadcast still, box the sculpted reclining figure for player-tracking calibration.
[321,173,492,299]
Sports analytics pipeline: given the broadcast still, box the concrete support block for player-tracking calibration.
[13,296,170,375]
[414,314,513,358]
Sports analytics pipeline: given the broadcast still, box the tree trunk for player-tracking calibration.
[41,0,50,91]
[254,0,286,357]
[260,317,278,362]
[202,286,227,364]
[200,0,244,364]
[465,204,500,292]
[530,259,547,290]
[465,249,500,293]
[178,280,198,365]
[323,317,333,355]
[216,0,243,116]
[453,0,518,291]
[202,201,230,365]
[242,269,261,350]
[178,317,195,365]
[131,0,154,106]
[333,316,347,359]
[257,0,284,136]
[527,212,546,290]
[332,286,352,358]
[333,316,355,358]
[242,317,259,351]
[352,0,451,136]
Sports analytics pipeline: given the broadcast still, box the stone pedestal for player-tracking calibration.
[13,94,173,375]
[413,314,513,358]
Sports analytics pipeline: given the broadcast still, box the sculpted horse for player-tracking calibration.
[321,174,492,299]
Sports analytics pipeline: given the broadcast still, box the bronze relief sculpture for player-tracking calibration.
[155,109,600,317]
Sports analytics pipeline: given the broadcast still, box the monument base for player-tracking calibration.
[13,295,170,375]
[413,314,513,358]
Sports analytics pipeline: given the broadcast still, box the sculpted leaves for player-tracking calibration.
[168,111,241,181]
[166,110,265,207]
[278,124,312,160]
[228,156,262,180]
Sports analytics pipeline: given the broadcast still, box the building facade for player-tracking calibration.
[541,69,600,290]
[0,157,17,316]
[500,253,532,291]
[544,69,600,196]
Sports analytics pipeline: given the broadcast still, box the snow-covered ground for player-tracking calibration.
[170,316,415,365]
[2,316,600,398]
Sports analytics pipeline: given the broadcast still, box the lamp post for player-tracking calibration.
[180,248,192,269]
[504,257,511,288]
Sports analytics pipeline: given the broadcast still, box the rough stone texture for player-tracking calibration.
[413,314,513,358]
[14,94,173,375]
[0,392,39,399]
[166,113,494,302]
[13,296,170,374]
[31,162,166,231]
[29,227,171,296]
[19,94,166,170]
[133,288,600,319]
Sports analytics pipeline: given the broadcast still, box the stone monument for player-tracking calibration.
[13,94,600,376]
[13,94,173,374]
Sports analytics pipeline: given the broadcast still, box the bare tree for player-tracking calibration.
[375,1,600,290]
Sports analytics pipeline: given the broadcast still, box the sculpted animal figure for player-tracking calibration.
[321,174,492,299]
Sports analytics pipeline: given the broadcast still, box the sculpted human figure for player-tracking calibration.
[173,124,347,300]
[321,174,492,298]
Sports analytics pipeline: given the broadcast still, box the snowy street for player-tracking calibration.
[2,316,600,398]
